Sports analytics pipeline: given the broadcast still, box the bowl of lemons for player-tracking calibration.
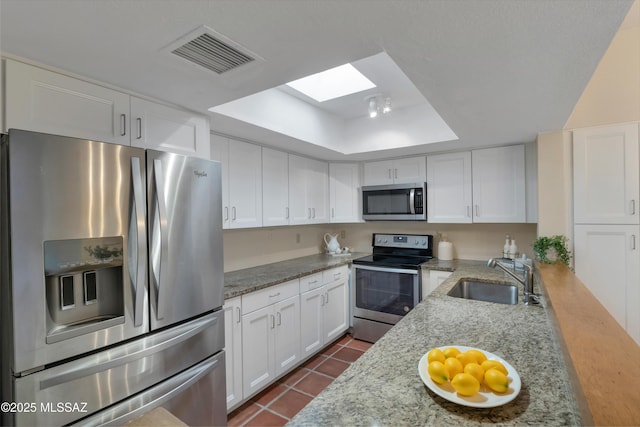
[418,345,521,408]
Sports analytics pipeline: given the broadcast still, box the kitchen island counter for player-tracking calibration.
[289,261,583,426]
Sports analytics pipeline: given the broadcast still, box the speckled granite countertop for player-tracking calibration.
[289,261,583,426]
[224,252,369,299]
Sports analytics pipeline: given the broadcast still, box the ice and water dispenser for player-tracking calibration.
[44,237,125,343]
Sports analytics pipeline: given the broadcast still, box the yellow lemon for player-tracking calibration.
[484,368,509,393]
[466,349,487,364]
[427,361,449,384]
[451,372,481,396]
[442,347,461,359]
[463,362,485,383]
[444,357,464,379]
[456,351,480,367]
[481,359,508,376]
[427,348,446,364]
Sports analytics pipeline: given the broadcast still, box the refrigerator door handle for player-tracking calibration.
[40,313,219,390]
[71,353,221,427]
[130,157,147,327]
[152,158,169,321]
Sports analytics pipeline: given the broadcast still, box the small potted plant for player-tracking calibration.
[533,235,572,268]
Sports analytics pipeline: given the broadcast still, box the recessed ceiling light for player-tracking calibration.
[286,63,376,102]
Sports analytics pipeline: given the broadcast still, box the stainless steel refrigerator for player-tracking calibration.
[0,129,226,426]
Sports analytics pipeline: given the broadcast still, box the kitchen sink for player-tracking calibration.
[447,279,518,305]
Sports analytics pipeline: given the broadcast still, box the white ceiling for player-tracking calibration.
[0,0,635,161]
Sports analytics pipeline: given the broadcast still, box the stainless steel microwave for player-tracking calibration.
[362,182,426,220]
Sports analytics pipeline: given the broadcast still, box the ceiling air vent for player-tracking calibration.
[169,26,258,74]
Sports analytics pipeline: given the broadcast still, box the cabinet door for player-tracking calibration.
[307,158,329,223]
[363,160,393,185]
[210,135,230,228]
[472,145,526,223]
[223,297,243,410]
[573,124,639,224]
[130,97,210,159]
[241,305,275,398]
[393,156,426,184]
[5,59,130,145]
[300,287,324,358]
[228,140,262,229]
[323,278,349,343]
[288,155,310,225]
[263,148,290,226]
[330,163,361,223]
[427,152,472,223]
[274,296,301,376]
[574,225,640,344]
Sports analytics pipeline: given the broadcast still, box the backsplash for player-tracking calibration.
[223,222,537,272]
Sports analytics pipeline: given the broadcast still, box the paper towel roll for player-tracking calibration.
[438,241,453,261]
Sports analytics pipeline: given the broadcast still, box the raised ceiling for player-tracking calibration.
[0,0,634,160]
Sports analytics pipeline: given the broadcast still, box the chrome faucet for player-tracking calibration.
[487,258,538,305]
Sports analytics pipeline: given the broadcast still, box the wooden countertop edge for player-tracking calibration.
[537,263,640,427]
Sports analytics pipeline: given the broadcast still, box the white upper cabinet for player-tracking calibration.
[471,145,526,223]
[288,155,329,225]
[129,97,210,159]
[363,156,426,185]
[426,152,473,223]
[210,135,262,229]
[5,59,210,157]
[329,163,361,223]
[262,148,290,226]
[5,59,130,145]
[573,123,639,225]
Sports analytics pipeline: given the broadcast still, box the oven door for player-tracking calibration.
[352,264,420,325]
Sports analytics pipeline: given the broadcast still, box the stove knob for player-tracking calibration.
[414,239,419,244]
[422,240,427,246]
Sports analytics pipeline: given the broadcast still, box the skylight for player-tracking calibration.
[285,63,376,102]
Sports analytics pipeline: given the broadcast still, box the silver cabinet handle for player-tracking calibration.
[269,292,281,298]
[632,235,637,250]
[320,294,325,306]
[236,306,241,324]
[312,207,316,219]
[224,206,229,221]
[631,200,636,215]
[270,314,275,329]
[151,159,169,321]
[474,205,479,217]
[120,114,127,136]
[394,168,398,179]
[277,311,282,326]
[325,291,329,304]
[130,157,147,327]
[308,208,312,219]
[136,118,142,140]
[388,168,392,179]
[232,206,237,221]
[286,207,289,219]
[332,207,335,218]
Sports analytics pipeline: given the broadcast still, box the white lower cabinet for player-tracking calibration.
[300,267,349,359]
[241,280,300,398]
[574,224,640,345]
[223,297,243,411]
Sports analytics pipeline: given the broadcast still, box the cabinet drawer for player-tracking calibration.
[299,272,323,293]
[323,265,349,285]
[242,279,299,314]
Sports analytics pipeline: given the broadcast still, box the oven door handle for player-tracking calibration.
[353,264,419,275]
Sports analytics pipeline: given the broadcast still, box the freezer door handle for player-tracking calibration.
[40,313,220,390]
[130,157,147,327]
[71,353,222,427]
[152,159,169,321]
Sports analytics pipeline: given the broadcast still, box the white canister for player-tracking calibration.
[438,241,453,261]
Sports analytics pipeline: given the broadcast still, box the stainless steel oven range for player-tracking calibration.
[351,233,433,343]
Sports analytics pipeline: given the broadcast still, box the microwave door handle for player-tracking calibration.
[130,157,147,327]
[152,158,169,321]
[409,189,416,214]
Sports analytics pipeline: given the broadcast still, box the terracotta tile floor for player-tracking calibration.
[227,334,372,427]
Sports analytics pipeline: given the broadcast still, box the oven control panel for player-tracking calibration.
[372,233,433,249]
